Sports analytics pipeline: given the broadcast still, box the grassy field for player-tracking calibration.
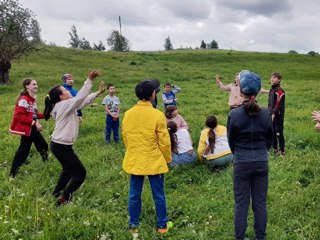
[0,46,319,239]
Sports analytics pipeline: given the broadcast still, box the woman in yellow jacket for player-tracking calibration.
[198,115,233,169]
[122,80,172,236]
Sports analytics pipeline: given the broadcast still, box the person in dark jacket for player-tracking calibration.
[227,70,273,240]
[268,72,285,156]
[62,74,83,122]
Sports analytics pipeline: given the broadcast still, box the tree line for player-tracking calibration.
[1,0,318,85]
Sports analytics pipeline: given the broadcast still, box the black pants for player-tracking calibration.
[273,114,285,152]
[10,127,48,177]
[233,162,268,240]
[51,141,86,201]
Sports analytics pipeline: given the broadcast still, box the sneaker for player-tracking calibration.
[273,148,280,155]
[129,227,139,239]
[41,152,48,162]
[157,221,173,234]
[280,151,286,157]
[57,196,68,206]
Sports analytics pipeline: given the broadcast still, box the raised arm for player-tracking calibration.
[79,80,105,109]
[215,74,231,91]
[172,85,181,94]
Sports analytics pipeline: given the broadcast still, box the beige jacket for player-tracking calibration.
[50,80,99,145]
[217,81,243,107]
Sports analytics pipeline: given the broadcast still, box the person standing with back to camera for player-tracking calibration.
[227,70,273,240]
[122,79,172,237]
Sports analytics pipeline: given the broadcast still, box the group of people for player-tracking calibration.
[9,70,105,206]
[10,67,313,240]
[120,71,282,239]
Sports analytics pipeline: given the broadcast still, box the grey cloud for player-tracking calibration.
[18,0,320,53]
[214,0,292,17]
[157,0,213,20]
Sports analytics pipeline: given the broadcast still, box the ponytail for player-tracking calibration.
[19,78,33,97]
[204,115,217,155]
[167,121,178,153]
[244,95,260,116]
[44,86,62,120]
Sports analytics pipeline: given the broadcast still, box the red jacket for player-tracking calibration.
[9,95,44,136]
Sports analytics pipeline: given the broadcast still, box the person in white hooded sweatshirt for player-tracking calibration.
[44,69,105,205]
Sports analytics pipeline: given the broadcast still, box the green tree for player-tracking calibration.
[307,51,318,56]
[68,25,81,49]
[164,36,173,51]
[207,39,219,49]
[79,37,92,50]
[93,41,106,51]
[107,30,130,52]
[288,50,298,54]
[0,0,41,84]
[30,19,42,44]
[200,40,206,49]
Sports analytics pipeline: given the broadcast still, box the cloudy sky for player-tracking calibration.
[19,0,319,53]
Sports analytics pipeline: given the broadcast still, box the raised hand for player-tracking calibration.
[215,74,221,82]
[88,69,102,81]
[99,81,106,94]
[312,111,320,122]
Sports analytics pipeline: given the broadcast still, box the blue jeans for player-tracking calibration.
[170,152,196,167]
[233,162,268,240]
[128,174,168,229]
[105,114,119,143]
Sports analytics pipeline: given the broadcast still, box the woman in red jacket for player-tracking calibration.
[9,79,48,178]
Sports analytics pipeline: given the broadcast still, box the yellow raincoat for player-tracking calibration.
[122,101,172,175]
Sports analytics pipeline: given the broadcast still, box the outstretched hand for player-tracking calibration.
[99,81,106,94]
[88,69,102,81]
[215,74,220,82]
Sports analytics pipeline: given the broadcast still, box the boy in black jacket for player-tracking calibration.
[268,72,285,156]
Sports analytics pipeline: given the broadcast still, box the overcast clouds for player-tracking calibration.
[19,0,320,53]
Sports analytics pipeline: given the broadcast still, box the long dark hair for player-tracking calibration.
[19,78,34,97]
[44,86,63,120]
[242,93,261,117]
[165,105,177,119]
[204,115,217,155]
[167,121,178,153]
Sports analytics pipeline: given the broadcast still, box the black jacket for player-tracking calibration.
[268,84,285,115]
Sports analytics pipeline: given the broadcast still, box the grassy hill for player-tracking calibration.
[0,46,319,239]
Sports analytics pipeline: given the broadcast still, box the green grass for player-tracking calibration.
[0,46,320,239]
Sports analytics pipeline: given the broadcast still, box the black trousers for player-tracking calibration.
[273,114,285,152]
[50,141,86,201]
[233,162,268,240]
[10,127,48,177]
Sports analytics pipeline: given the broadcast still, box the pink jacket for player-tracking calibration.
[217,81,243,107]
[166,114,189,130]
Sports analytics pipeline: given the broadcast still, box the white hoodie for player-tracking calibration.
[50,79,98,145]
